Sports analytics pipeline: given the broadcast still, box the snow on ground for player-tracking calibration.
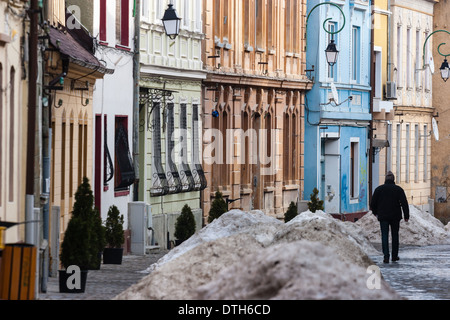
[116,209,397,300]
[195,240,400,300]
[356,205,450,246]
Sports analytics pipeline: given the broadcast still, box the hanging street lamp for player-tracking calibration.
[423,30,450,83]
[161,4,181,40]
[325,39,339,67]
[306,2,346,67]
[439,58,449,82]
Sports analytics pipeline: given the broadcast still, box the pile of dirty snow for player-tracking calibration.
[274,210,378,268]
[356,205,450,246]
[115,209,388,300]
[144,209,282,273]
[195,241,400,300]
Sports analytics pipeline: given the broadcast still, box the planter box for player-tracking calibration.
[59,269,88,294]
[103,248,123,265]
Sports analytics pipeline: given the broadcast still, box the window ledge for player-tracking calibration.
[115,190,130,197]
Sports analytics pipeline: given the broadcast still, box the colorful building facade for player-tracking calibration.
[0,0,28,243]
[202,0,312,219]
[388,0,434,211]
[139,0,207,247]
[305,0,372,220]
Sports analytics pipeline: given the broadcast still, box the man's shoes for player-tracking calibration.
[392,256,400,262]
[383,256,390,263]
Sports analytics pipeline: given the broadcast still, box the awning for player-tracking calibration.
[48,25,114,75]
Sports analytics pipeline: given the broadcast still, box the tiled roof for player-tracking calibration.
[48,25,114,75]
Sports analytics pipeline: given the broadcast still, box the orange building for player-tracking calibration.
[202,0,312,219]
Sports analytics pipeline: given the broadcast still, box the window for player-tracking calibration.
[283,113,291,182]
[374,49,382,98]
[9,67,15,202]
[350,139,359,200]
[396,124,401,182]
[255,0,263,50]
[405,124,410,183]
[387,123,392,172]
[415,30,421,88]
[285,0,292,53]
[397,25,402,87]
[267,1,274,51]
[0,63,2,206]
[406,28,412,88]
[61,119,66,199]
[424,32,431,91]
[166,103,182,194]
[114,116,135,193]
[183,0,189,29]
[116,0,129,47]
[352,26,360,82]
[415,124,419,183]
[99,0,107,42]
[423,124,428,182]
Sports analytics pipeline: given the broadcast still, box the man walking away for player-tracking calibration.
[370,171,410,263]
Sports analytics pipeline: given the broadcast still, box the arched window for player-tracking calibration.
[283,113,290,182]
[0,63,3,207]
[9,67,15,202]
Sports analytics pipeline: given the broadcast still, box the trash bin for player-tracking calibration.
[0,227,5,251]
[0,244,37,300]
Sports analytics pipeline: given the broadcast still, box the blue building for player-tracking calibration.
[305,0,372,219]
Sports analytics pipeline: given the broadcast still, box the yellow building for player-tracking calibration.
[44,0,112,269]
[0,0,28,243]
[372,0,435,212]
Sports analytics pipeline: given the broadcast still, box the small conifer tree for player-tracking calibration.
[89,207,106,269]
[105,205,125,249]
[208,191,228,223]
[308,188,324,213]
[284,201,298,223]
[174,204,196,244]
[60,177,95,270]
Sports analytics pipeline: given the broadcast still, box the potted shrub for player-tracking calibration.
[103,205,125,265]
[284,201,298,223]
[174,204,196,246]
[89,207,106,270]
[59,177,95,293]
[308,188,324,213]
[207,191,228,223]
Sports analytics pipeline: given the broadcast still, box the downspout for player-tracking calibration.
[133,0,141,201]
[369,1,375,205]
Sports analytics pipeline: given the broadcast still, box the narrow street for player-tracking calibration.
[371,244,450,300]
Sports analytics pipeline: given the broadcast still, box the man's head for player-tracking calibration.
[386,171,395,182]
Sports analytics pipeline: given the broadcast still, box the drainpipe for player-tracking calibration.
[25,0,39,245]
[133,0,141,201]
[369,1,375,205]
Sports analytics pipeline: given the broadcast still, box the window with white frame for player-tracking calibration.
[350,138,360,200]
[352,26,360,82]
[397,24,403,87]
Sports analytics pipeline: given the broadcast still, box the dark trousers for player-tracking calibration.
[380,219,400,259]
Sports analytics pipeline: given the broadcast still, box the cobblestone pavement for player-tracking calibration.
[370,244,450,300]
[38,249,169,300]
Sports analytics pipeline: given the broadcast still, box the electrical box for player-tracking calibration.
[128,202,152,255]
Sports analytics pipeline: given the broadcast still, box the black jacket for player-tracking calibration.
[370,180,410,221]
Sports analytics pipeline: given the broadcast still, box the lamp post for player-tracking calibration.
[423,30,450,82]
[161,3,181,40]
[306,2,346,67]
